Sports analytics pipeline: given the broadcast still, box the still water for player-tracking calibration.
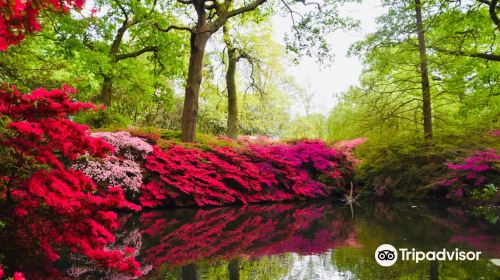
[67,201,499,280]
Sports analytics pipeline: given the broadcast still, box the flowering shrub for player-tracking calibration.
[74,131,153,197]
[0,86,141,277]
[237,135,277,145]
[442,149,500,198]
[74,157,144,195]
[488,130,500,137]
[0,0,84,50]
[334,137,368,152]
[334,137,368,165]
[140,140,353,207]
[91,131,153,160]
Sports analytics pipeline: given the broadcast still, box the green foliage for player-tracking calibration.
[0,1,189,129]
[319,0,500,199]
[471,184,498,201]
[74,109,130,128]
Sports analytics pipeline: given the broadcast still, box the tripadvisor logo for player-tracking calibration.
[375,244,398,266]
[375,244,482,267]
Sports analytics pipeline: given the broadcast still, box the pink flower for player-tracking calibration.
[488,130,500,137]
[13,272,26,280]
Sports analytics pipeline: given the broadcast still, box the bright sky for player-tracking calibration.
[272,0,387,117]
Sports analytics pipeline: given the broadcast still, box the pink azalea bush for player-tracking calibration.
[442,149,500,198]
[91,131,153,160]
[73,157,143,195]
[74,132,153,197]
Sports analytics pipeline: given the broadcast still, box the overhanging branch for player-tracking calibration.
[430,46,500,61]
[114,46,159,61]
[228,0,267,18]
[155,23,193,33]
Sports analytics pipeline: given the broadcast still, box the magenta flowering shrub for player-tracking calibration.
[334,137,368,165]
[442,149,500,198]
[334,137,368,152]
[140,140,354,207]
[488,130,500,137]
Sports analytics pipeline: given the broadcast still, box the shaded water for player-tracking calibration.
[63,201,500,280]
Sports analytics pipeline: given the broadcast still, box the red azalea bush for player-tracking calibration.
[442,149,500,198]
[140,139,354,207]
[0,85,141,278]
[0,0,84,50]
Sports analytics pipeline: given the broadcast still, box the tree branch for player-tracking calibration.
[155,23,193,33]
[478,0,500,30]
[113,0,129,21]
[228,0,267,18]
[114,46,159,61]
[430,46,500,61]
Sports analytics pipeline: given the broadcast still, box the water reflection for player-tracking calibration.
[10,201,500,279]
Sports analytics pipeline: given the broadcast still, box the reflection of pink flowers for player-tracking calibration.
[137,203,355,269]
[450,234,500,258]
[67,229,153,279]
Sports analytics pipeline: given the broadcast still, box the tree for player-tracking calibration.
[414,0,433,140]
[197,23,298,138]
[1,0,189,127]
[94,0,160,106]
[60,0,187,107]
[477,0,500,30]
[425,1,500,61]
[222,19,264,139]
[326,0,499,145]
[156,0,268,142]
[158,0,357,142]
[223,23,240,139]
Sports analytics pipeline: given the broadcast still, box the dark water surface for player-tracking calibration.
[62,201,500,280]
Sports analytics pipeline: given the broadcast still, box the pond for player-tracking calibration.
[59,201,500,280]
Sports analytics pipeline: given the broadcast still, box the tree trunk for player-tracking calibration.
[181,31,211,142]
[98,75,113,107]
[228,259,240,280]
[429,260,439,280]
[226,47,239,140]
[414,0,433,140]
[181,263,199,280]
